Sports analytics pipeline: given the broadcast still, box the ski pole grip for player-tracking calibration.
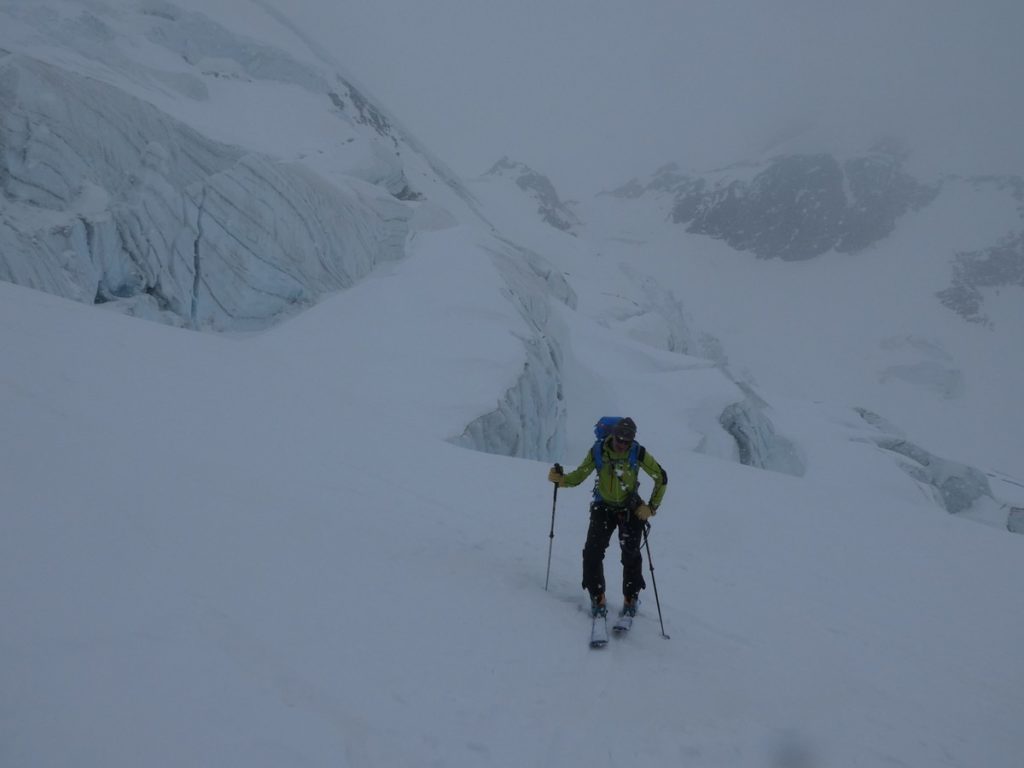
[554,463,563,474]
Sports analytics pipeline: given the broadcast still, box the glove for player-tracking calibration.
[634,504,655,522]
[548,466,566,486]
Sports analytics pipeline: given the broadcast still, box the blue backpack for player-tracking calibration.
[592,416,640,471]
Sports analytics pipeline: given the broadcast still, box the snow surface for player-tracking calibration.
[4,235,1024,767]
[2,2,1024,767]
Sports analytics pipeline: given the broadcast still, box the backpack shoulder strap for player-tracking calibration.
[594,440,643,470]
[629,443,643,469]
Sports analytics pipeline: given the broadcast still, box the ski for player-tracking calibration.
[613,600,638,633]
[612,613,633,633]
[589,614,609,648]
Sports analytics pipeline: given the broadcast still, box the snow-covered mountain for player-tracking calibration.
[0,0,479,330]
[475,147,1024,529]
[609,142,940,261]
[481,156,581,234]
[606,146,1024,329]
[2,2,1023,767]
[0,0,574,461]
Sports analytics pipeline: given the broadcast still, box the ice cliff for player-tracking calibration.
[0,54,412,329]
[0,1,569,459]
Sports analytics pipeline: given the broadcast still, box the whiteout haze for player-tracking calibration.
[2,2,1022,767]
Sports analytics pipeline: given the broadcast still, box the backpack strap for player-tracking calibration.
[591,442,646,502]
[630,443,643,469]
[594,440,644,470]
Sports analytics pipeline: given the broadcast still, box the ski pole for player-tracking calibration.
[643,521,670,639]
[544,463,563,591]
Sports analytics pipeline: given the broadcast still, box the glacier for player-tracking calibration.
[0,1,572,461]
[0,49,413,331]
[1,0,1020,518]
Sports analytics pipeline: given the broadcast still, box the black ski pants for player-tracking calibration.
[581,500,646,600]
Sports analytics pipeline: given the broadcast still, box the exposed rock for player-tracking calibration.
[938,230,1024,327]
[1009,507,1024,534]
[613,148,938,260]
[485,156,581,233]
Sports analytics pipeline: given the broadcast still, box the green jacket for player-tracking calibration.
[561,438,667,509]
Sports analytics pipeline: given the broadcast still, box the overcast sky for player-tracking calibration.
[292,0,1024,196]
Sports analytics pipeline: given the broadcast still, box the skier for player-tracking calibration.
[547,417,667,621]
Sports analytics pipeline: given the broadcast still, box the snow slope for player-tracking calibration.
[568,181,1024,487]
[4,232,1024,767]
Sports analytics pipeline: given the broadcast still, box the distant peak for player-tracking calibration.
[485,156,533,176]
[483,156,580,233]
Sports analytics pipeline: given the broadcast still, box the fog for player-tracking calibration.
[287,0,1022,195]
